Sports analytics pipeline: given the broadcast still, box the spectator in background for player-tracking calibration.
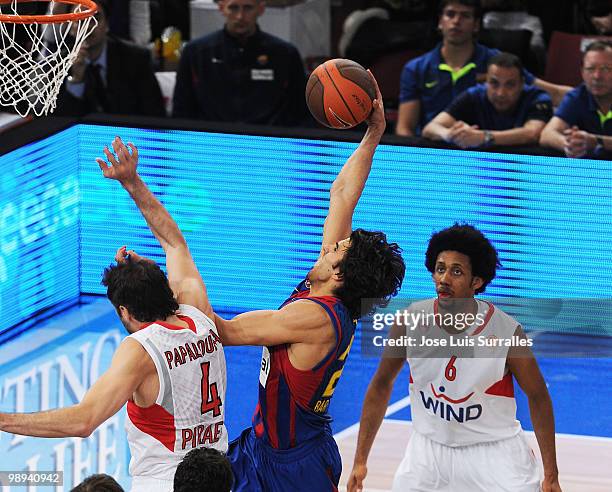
[577,0,612,35]
[70,474,124,492]
[54,0,166,117]
[174,448,233,492]
[172,0,309,126]
[481,0,546,74]
[396,0,569,137]
[540,40,612,158]
[423,52,552,148]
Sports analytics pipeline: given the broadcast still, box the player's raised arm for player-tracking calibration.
[321,71,386,248]
[96,137,212,317]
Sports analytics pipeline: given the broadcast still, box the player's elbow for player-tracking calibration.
[74,418,96,438]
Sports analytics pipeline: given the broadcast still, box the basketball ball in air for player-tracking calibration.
[306,59,376,129]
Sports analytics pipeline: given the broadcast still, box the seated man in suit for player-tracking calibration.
[540,40,612,158]
[54,0,165,117]
[422,52,552,148]
[172,0,309,126]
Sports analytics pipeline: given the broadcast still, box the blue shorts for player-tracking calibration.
[228,427,342,492]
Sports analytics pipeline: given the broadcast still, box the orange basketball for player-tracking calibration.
[306,59,376,129]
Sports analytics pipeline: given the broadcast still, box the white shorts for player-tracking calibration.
[392,430,542,492]
[130,476,173,492]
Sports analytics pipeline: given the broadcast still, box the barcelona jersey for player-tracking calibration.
[252,279,356,449]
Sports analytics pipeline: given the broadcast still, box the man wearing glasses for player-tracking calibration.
[540,40,612,158]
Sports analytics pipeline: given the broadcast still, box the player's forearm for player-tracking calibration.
[330,127,382,209]
[353,380,393,465]
[122,176,187,251]
[0,406,93,438]
[528,392,559,479]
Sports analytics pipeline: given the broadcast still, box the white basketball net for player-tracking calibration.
[0,0,98,116]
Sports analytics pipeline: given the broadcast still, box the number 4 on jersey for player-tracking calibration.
[200,362,222,417]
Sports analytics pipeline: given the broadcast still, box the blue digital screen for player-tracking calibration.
[0,129,80,339]
[0,124,611,342]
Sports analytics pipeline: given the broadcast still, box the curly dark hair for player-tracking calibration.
[173,448,233,492]
[424,223,501,294]
[101,258,179,322]
[334,229,405,319]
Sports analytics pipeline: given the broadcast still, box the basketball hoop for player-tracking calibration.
[0,0,98,117]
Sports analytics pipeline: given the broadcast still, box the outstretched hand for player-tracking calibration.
[96,136,139,184]
[365,70,386,135]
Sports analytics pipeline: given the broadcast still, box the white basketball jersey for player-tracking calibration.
[126,304,227,481]
[407,298,522,447]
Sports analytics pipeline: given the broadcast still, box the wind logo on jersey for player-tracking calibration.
[420,384,481,423]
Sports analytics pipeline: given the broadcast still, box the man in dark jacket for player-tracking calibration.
[172,0,309,126]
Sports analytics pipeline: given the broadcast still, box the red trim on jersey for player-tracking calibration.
[139,316,197,334]
[470,301,494,336]
[484,371,515,397]
[409,373,413,384]
[431,383,475,404]
[266,376,280,448]
[253,403,265,438]
[127,400,176,452]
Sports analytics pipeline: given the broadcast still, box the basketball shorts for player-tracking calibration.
[130,476,173,492]
[392,430,542,492]
[228,427,342,492]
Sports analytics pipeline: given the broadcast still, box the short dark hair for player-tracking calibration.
[101,258,179,322]
[487,52,524,75]
[334,229,405,319]
[71,474,124,492]
[173,448,233,492]
[424,224,500,294]
[439,0,482,19]
[582,40,612,64]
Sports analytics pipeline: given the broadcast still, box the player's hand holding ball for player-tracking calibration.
[306,59,379,130]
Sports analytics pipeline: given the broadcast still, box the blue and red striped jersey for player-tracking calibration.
[252,279,356,449]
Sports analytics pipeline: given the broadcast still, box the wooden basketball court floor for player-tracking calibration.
[335,397,612,492]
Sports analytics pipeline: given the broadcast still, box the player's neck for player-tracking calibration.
[163,314,189,329]
[441,41,474,69]
[308,279,337,298]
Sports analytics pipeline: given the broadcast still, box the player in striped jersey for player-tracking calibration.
[213,73,406,491]
[0,137,227,492]
[348,224,561,492]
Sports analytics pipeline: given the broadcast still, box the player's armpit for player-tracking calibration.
[167,251,213,318]
[214,300,331,347]
[76,338,154,436]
